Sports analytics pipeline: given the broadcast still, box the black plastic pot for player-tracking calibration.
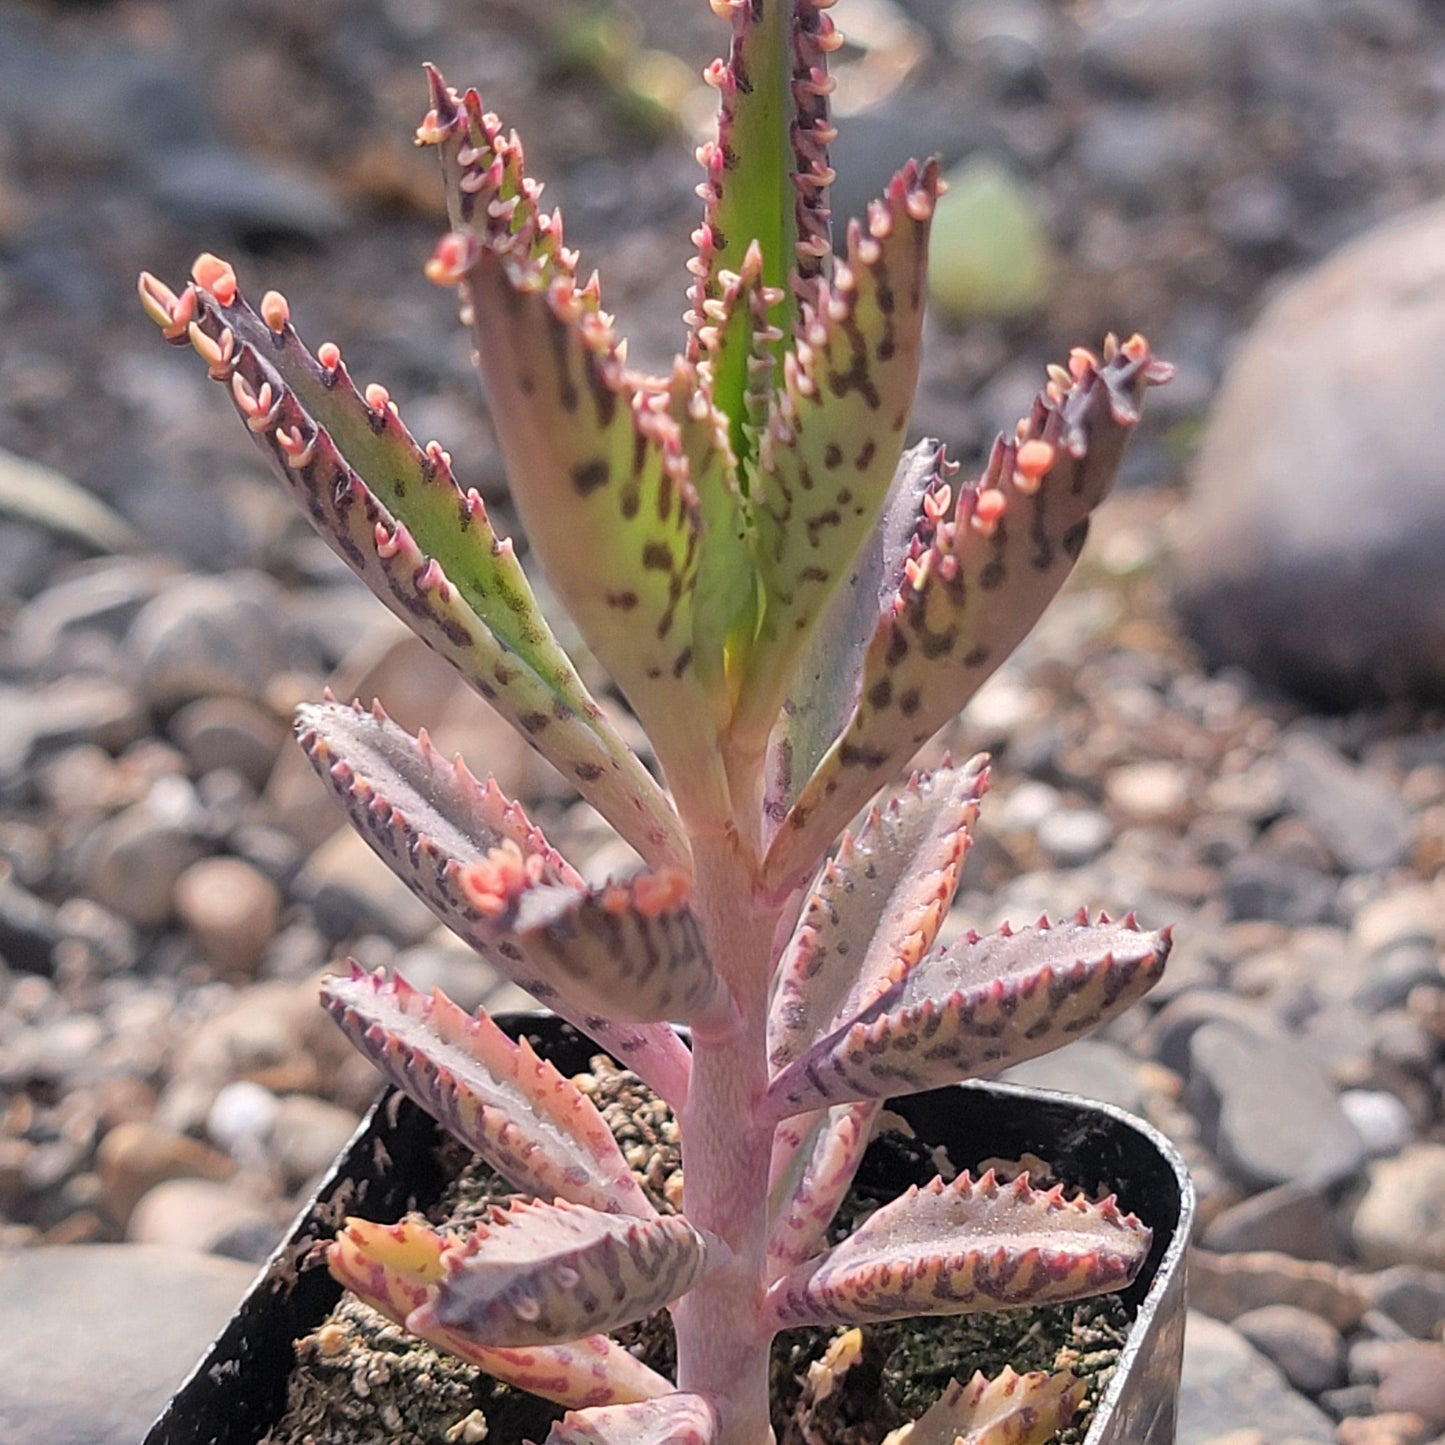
[145,1016,1193,1445]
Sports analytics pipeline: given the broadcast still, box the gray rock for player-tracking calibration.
[293,825,438,945]
[1339,1089,1415,1159]
[1186,1020,1367,1189]
[0,1244,253,1445]
[0,678,147,789]
[1180,1312,1335,1445]
[0,876,61,973]
[1365,1265,1445,1340]
[79,801,206,928]
[173,856,282,978]
[1350,882,1445,959]
[125,572,291,712]
[1232,1304,1345,1394]
[1360,1342,1445,1432]
[8,556,173,669]
[1203,1182,1346,1263]
[168,696,288,790]
[1072,103,1203,203]
[1350,1144,1445,1271]
[1035,806,1113,865]
[999,1038,1148,1113]
[267,1094,361,1191]
[1220,852,1337,927]
[1173,200,1445,708]
[1278,732,1413,874]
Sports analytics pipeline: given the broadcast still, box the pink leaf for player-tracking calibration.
[768,756,989,1073]
[322,968,656,1218]
[765,1170,1151,1331]
[543,1394,719,1445]
[763,914,1171,1120]
[328,1216,671,1409]
[413,1197,714,1348]
[884,1367,1087,1445]
[296,697,693,1106]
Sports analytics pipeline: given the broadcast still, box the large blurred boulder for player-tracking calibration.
[1172,201,1445,708]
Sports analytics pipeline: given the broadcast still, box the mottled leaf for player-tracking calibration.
[884,1368,1087,1445]
[763,914,1171,1120]
[322,966,656,1217]
[765,1169,1151,1330]
[766,1101,878,1279]
[688,0,839,408]
[328,1216,671,1408]
[138,262,686,875]
[419,77,730,828]
[410,1196,713,1347]
[767,757,989,1073]
[296,696,693,1107]
[733,161,941,755]
[544,1394,719,1445]
[767,439,951,823]
[765,337,1173,890]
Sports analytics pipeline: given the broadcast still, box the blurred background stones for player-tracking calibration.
[0,0,1441,1438]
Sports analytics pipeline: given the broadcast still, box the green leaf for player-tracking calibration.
[733,161,941,754]
[764,336,1173,890]
[422,79,731,828]
[149,264,687,874]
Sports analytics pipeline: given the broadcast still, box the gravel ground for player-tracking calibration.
[0,0,1442,1441]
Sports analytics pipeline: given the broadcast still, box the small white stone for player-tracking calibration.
[207,1079,281,1163]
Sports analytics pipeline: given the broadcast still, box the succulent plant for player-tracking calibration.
[139,2,1174,1441]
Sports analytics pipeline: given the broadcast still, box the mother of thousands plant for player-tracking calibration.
[141,2,1174,1441]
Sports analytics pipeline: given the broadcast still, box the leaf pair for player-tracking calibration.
[297,696,733,1105]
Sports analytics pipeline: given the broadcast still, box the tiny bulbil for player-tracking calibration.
[140,2,1174,1441]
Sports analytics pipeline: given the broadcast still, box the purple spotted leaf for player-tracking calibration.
[138,261,685,876]
[764,1169,1151,1331]
[883,1368,1087,1445]
[410,1196,714,1348]
[329,1216,672,1408]
[732,161,942,756]
[295,696,694,1106]
[768,439,953,824]
[765,1101,879,1279]
[544,1394,719,1445]
[321,967,656,1218]
[419,77,731,829]
[767,757,989,1074]
[687,0,839,396]
[763,913,1171,1121]
[764,337,1174,890]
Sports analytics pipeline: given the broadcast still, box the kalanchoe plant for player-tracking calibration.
[140,2,1174,1441]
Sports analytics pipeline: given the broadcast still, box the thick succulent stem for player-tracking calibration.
[673,830,784,1445]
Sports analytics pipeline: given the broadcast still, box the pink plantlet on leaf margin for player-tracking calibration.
[141,0,1175,1438]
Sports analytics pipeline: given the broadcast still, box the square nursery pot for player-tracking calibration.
[145,1015,1194,1445]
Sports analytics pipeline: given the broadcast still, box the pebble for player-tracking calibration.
[1351,1145,1445,1271]
[168,695,288,791]
[1339,1089,1416,1159]
[173,856,282,978]
[206,1079,282,1167]
[266,1093,361,1191]
[78,801,206,929]
[1335,1413,1431,1445]
[125,572,293,713]
[1231,1304,1345,1394]
[1188,1249,1370,1333]
[0,875,61,973]
[0,1244,254,1445]
[292,824,439,945]
[1363,1342,1445,1431]
[1186,1019,1367,1189]
[1179,1311,1336,1445]
[1364,1265,1445,1340]
[1105,760,1193,825]
[1202,1182,1347,1263]
[126,1175,283,1261]
[1035,806,1114,865]
[95,1120,237,1230]
[1173,199,1445,707]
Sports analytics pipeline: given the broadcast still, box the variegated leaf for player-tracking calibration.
[322,967,656,1218]
[765,1101,879,1279]
[296,696,694,1107]
[544,1394,719,1445]
[733,161,942,755]
[767,757,989,1073]
[688,0,839,391]
[410,1196,714,1348]
[418,76,730,828]
[768,439,953,822]
[763,914,1171,1121]
[328,1216,671,1408]
[764,337,1173,890]
[883,1368,1087,1445]
[765,1169,1151,1330]
[138,262,686,876]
